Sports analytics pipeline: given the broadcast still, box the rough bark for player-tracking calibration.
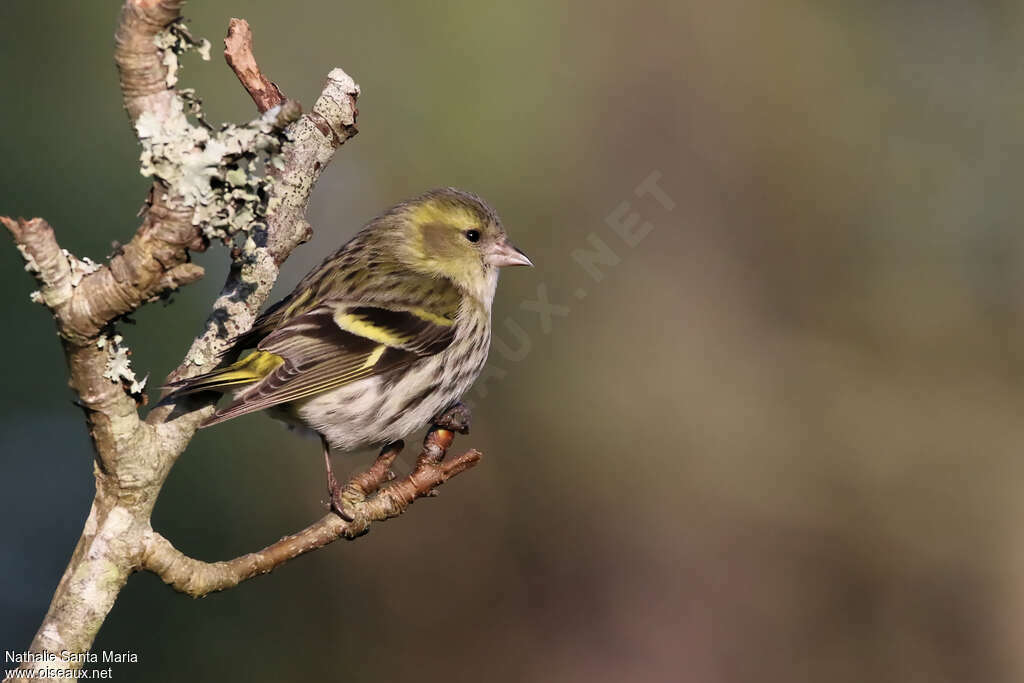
[3,4,480,680]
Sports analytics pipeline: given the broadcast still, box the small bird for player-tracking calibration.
[166,188,531,514]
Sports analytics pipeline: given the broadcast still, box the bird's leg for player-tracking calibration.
[431,402,472,434]
[324,436,407,522]
[322,435,354,522]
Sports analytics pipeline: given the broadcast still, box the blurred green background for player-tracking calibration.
[4,1,1024,681]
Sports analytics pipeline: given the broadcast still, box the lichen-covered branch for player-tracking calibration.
[0,218,74,309]
[144,427,481,597]
[115,0,190,123]
[2,5,477,682]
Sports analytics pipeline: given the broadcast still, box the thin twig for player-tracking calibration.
[224,18,285,113]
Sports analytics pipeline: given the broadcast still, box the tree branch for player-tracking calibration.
[143,427,481,597]
[115,0,187,123]
[225,18,285,113]
[3,7,480,682]
[0,200,202,345]
[0,218,74,309]
[65,193,202,342]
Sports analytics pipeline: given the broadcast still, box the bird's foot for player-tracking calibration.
[326,472,358,522]
[322,435,357,522]
[329,489,359,523]
[432,402,471,434]
[326,440,404,522]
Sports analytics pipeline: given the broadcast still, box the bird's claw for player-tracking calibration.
[327,483,358,522]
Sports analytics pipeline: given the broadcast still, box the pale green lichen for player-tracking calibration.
[137,103,295,242]
[154,20,210,89]
[16,243,39,273]
[64,249,101,287]
[17,246,101,305]
[141,22,297,246]
[98,334,148,396]
[15,244,45,303]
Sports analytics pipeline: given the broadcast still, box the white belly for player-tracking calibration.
[287,338,487,451]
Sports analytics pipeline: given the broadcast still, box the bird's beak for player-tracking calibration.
[487,239,533,268]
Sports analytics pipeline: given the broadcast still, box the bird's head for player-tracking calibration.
[385,188,531,300]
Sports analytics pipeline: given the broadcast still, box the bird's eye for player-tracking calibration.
[465,229,481,243]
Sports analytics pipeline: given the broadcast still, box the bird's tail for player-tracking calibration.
[163,350,283,400]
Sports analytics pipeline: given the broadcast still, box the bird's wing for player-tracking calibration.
[198,300,458,427]
[215,285,317,359]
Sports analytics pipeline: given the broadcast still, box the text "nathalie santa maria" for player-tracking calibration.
[5,650,138,664]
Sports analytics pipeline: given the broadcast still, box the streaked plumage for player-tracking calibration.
[167,188,531,454]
